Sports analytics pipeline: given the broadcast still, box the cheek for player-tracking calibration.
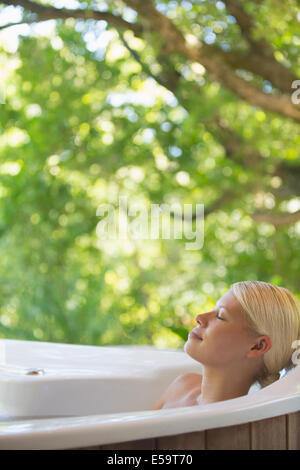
[214,328,250,356]
[184,326,251,364]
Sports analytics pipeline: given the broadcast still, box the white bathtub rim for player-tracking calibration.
[0,388,299,449]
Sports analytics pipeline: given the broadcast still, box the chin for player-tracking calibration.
[184,340,200,362]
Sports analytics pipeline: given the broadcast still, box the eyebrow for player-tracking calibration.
[215,304,229,312]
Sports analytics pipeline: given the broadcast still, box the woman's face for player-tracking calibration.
[184,288,257,367]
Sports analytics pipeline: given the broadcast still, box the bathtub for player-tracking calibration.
[0,339,299,450]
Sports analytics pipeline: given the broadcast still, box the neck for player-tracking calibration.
[198,365,255,405]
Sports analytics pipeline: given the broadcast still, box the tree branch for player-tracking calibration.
[2,0,300,122]
[0,0,143,35]
[251,209,300,227]
[114,24,300,226]
[206,45,297,95]
[208,116,300,198]
[3,1,298,227]
[122,0,300,123]
[221,0,298,94]
[0,18,37,30]
[223,0,274,56]
[181,44,300,123]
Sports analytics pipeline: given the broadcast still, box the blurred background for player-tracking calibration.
[0,0,299,349]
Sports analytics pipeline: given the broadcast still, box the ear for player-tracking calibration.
[246,335,272,359]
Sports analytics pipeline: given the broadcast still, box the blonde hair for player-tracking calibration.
[231,281,300,388]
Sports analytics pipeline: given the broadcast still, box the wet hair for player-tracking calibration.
[231,281,300,388]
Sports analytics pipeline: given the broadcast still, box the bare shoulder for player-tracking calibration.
[164,372,202,391]
[179,373,203,384]
[150,373,202,410]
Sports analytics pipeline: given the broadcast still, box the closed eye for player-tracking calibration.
[216,311,226,320]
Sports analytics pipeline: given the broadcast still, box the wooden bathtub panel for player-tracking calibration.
[75,438,155,450]
[75,445,103,450]
[206,422,250,450]
[72,412,300,450]
[251,414,286,450]
[156,431,205,450]
[100,438,156,450]
[287,411,300,450]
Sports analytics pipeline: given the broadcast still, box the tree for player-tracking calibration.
[1,0,300,224]
[0,0,299,346]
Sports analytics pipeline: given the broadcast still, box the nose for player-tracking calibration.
[195,311,211,326]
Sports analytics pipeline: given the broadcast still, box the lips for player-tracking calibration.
[190,329,202,340]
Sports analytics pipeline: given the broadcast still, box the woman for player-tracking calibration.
[150,281,300,410]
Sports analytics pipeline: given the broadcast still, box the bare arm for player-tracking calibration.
[150,396,165,410]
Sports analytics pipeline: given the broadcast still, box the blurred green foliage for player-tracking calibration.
[0,0,299,349]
